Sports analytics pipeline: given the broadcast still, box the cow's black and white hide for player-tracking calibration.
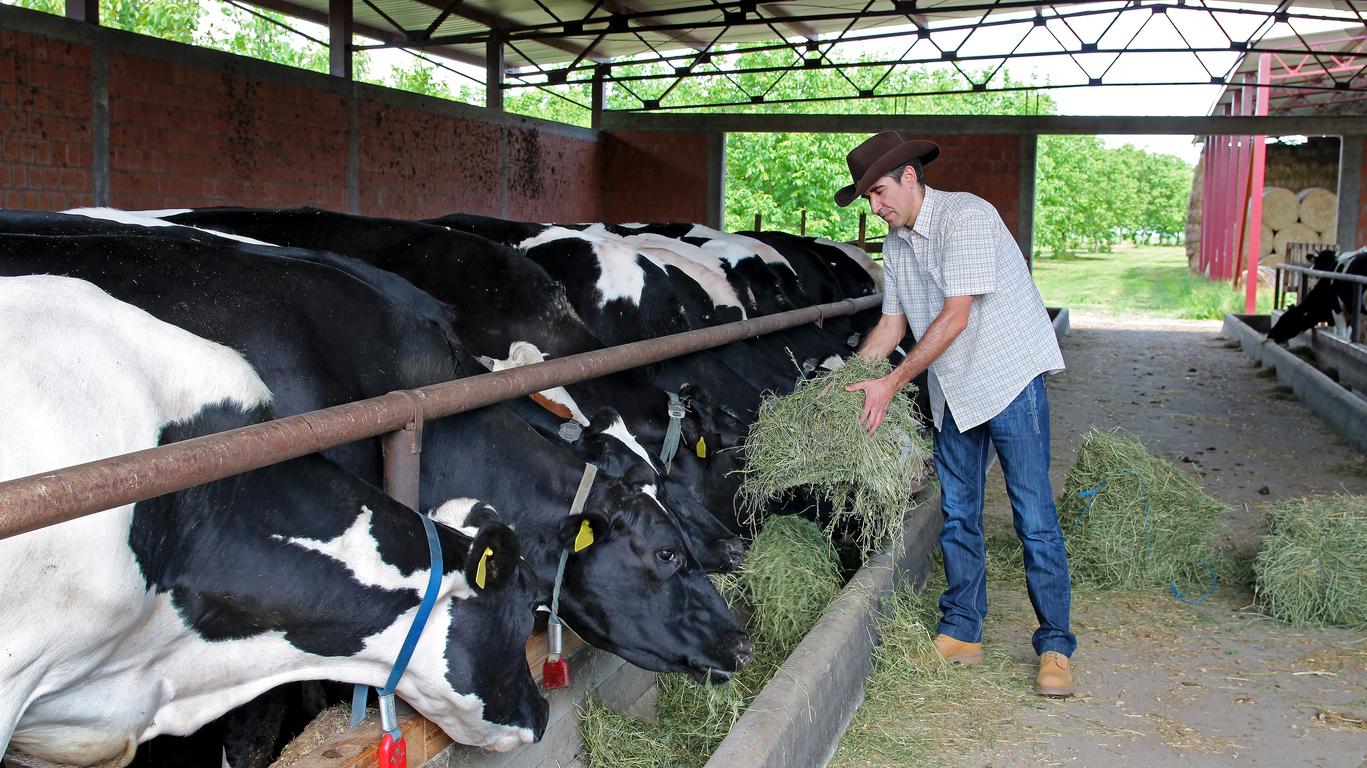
[0,211,750,683]
[0,275,545,767]
[1269,247,1367,343]
[153,207,758,526]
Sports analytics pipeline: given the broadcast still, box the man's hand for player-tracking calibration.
[846,375,901,436]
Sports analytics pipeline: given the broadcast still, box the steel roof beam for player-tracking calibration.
[242,0,487,66]
[599,112,1367,135]
[579,0,712,50]
[403,0,594,60]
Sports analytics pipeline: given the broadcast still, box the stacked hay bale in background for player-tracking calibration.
[1262,185,1337,265]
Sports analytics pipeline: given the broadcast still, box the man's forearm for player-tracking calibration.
[856,313,907,362]
[885,297,972,389]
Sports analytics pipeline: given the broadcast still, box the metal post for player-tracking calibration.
[64,0,97,23]
[1201,136,1213,277]
[1244,54,1270,313]
[486,38,504,112]
[800,209,806,236]
[381,395,424,511]
[1352,286,1363,345]
[754,213,762,232]
[590,77,605,131]
[1336,135,1363,252]
[858,212,866,250]
[328,0,352,80]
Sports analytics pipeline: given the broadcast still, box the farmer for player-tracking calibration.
[836,131,1076,697]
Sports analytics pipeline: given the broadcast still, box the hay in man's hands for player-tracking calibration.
[738,358,932,556]
[1056,427,1229,592]
[1254,494,1366,629]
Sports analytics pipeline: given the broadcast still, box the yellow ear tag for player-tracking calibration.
[573,519,595,552]
[474,546,494,589]
[695,436,708,459]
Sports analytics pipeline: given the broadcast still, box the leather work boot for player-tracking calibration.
[932,634,983,666]
[1035,651,1075,697]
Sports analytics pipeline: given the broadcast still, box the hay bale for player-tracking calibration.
[1262,186,1300,230]
[1253,495,1367,629]
[1297,187,1338,232]
[1056,428,1228,592]
[1273,222,1319,258]
[739,358,932,556]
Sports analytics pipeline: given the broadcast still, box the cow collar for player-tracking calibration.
[545,463,598,688]
[659,392,687,474]
[349,511,445,740]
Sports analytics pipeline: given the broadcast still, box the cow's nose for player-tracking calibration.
[722,537,746,571]
[733,634,754,668]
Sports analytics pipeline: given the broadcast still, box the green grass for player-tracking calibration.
[1032,244,1276,319]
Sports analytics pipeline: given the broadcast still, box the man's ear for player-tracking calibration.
[901,164,918,188]
[560,513,609,553]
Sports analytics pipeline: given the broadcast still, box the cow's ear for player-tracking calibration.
[586,406,622,435]
[465,521,521,593]
[624,460,657,486]
[560,513,608,553]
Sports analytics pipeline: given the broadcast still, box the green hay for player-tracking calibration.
[1254,495,1367,630]
[738,358,932,556]
[740,515,844,651]
[1056,427,1229,592]
[582,517,845,768]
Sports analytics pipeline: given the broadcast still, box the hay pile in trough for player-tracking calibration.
[1056,427,1229,593]
[581,516,844,768]
[1254,494,1367,630]
[738,358,932,556]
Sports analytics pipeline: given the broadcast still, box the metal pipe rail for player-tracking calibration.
[0,294,882,541]
[1273,263,1366,344]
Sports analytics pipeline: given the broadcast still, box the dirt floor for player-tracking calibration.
[958,313,1367,768]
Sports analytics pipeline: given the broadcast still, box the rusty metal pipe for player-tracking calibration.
[0,295,882,540]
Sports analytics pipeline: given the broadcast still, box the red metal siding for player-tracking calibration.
[0,28,93,210]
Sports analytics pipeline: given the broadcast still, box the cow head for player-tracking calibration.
[552,474,753,681]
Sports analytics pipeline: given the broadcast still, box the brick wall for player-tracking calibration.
[0,27,94,210]
[924,134,1024,236]
[107,51,349,211]
[601,130,712,224]
[0,8,608,222]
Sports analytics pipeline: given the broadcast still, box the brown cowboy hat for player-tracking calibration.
[833,132,940,207]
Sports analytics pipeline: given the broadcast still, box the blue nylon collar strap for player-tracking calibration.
[660,392,686,473]
[350,511,444,737]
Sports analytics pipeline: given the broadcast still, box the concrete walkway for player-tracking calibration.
[960,313,1367,768]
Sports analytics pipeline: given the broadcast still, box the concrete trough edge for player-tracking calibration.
[1222,313,1367,454]
[703,496,944,768]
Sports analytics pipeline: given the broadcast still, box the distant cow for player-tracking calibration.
[0,275,546,766]
[1269,247,1367,342]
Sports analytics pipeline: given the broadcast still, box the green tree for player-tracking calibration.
[6,0,200,41]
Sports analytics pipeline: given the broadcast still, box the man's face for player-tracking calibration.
[864,166,921,229]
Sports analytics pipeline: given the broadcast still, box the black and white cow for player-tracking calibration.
[150,208,759,533]
[0,275,546,766]
[0,210,751,682]
[1269,247,1367,343]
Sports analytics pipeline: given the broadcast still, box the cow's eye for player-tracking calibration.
[655,548,677,564]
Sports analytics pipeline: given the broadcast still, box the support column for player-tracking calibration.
[1337,135,1363,251]
[91,48,109,206]
[1244,54,1270,313]
[590,77,605,131]
[1018,133,1037,268]
[486,39,504,112]
[705,132,725,230]
[64,0,97,23]
[329,0,352,79]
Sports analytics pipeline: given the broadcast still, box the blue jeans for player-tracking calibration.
[934,374,1076,657]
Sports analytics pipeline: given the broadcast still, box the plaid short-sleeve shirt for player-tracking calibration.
[882,186,1064,431]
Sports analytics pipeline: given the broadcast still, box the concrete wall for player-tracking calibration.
[0,6,630,223]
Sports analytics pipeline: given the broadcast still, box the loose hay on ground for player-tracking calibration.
[1056,427,1229,593]
[582,517,844,768]
[1254,494,1367,630]
[738,358,932,557]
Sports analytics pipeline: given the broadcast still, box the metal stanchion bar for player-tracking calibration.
[0,294,882,540]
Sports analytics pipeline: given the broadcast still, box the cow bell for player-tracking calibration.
[377,694,407,768]
[543,621,570,690]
